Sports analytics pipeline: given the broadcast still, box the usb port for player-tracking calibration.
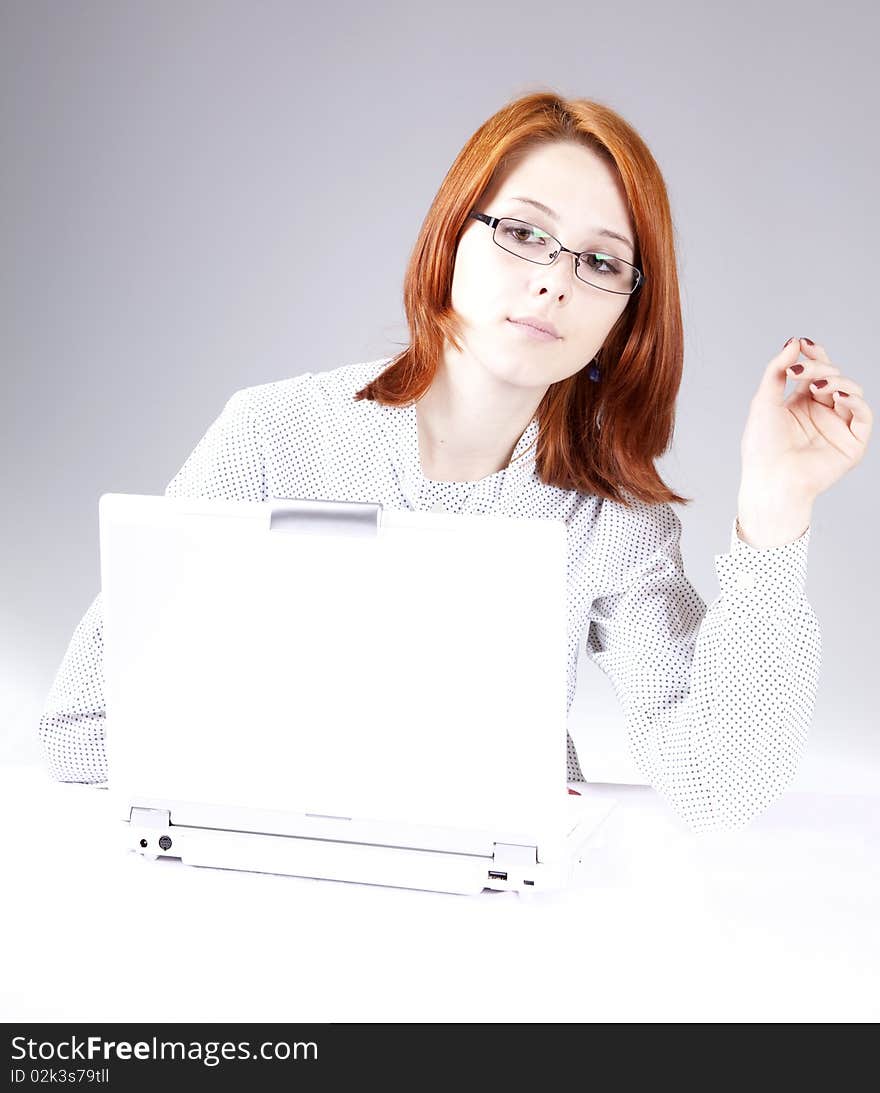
[488,870,508,880]
[523,880,534,886]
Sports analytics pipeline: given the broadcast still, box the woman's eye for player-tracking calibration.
[585,252,620,275]
[509,227,542,243]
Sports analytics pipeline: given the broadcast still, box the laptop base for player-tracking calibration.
[126,808,587,896]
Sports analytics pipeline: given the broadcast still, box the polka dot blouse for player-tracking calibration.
[38,357,822,834]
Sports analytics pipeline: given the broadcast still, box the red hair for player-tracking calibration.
[353,89,691,507]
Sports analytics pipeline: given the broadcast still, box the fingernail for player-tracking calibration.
[811,379,828,389]
[783,337,798,347]
[800,337,815,346]
[836,391,850,398]
[789,364,804,374]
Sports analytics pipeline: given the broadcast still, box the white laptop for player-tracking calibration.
[98,493,617,896]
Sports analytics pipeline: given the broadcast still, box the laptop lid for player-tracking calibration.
[99,493,571,845]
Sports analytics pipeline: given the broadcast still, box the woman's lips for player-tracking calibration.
[507,318,560,341]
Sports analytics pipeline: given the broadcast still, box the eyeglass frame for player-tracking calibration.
[467,211,644,296]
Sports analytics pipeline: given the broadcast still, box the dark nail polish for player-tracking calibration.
[801,337,815,346]
[813,379,827,388]
[783,337,797,347]
[790,364,804,374]
[837,391,850,397]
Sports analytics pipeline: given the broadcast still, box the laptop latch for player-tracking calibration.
[269,498,382,538]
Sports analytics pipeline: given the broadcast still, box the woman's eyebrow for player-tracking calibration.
[506,195,635,255]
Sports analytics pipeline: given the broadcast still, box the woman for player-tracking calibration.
[38,90,871,834]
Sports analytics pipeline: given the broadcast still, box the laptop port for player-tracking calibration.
[524,880,534,886]
[488,870,508,881]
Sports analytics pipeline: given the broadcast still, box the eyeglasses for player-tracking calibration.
[468,211,644,296]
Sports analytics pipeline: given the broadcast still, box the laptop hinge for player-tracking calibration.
[492,842,538,869]
[269,498,382,538]
[129,807,171,829]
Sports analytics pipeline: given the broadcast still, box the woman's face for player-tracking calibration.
[449,140,636,390]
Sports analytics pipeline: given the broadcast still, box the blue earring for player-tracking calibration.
[588,357,601,382]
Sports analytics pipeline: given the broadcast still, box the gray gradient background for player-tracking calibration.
[2,0,877,791]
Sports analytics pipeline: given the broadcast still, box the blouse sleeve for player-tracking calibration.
[583,503,822,834]
[37,387,266,783]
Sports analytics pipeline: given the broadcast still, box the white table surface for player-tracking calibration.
[3,764,878,1023]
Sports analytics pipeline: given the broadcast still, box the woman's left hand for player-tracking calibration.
[739,336,872,506]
